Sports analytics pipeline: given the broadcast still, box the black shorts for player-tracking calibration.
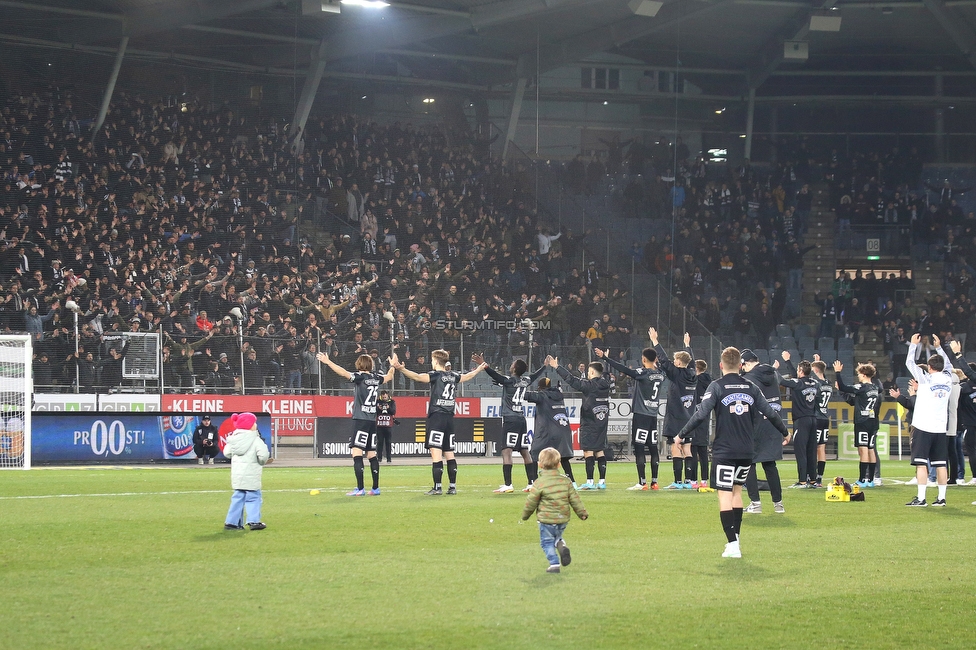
[710,458,752,492]
[501,417,529,451]
[816,419,830,445]
[349,420,377,451]
[911,428,948,466]
[855,421,878,449]
[632,414,659,448]
[425,412,456,451]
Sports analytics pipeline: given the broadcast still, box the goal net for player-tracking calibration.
[0,336,32,470]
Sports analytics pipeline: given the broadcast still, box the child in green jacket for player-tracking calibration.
[521,447,588,573]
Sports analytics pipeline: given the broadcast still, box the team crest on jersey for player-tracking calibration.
[681,395,695,408]
[931,383,950,399]
[803,388,817,402]
[721,392,754,415]
[553,414,569,426]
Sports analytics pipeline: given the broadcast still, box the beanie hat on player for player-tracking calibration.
[740,349,759,363]
[231,412,257,431]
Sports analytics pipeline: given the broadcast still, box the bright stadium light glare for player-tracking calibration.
[422,97,435,104]
[341,0,390,7]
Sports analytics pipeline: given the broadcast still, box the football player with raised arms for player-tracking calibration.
[650,328,697,489]
[318,351,395,496]
[595,333,666,490]
[475,353,546,493]
[391,349,487,495]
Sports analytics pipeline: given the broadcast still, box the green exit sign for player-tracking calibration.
[867,255,880,261]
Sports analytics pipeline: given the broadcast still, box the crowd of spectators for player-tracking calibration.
[558,136,971,357]
[0,86,635,394]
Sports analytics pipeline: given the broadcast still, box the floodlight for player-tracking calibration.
[628,0,663,17]
[342,0,390,7]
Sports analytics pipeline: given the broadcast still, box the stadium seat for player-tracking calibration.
[798,336,816,352]
[818,337,835,351]
[837,338,855,351]
[767,333,780,349]
[776,324,793,338]
[895,377,911,394]
[794,324,813,339]
[756,350,770,364]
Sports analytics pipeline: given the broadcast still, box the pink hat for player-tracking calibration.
[231,412,257,431]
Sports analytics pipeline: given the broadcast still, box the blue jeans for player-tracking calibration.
[285,370,302,393]
[538,522,567,566]
[226,489,262,526]
[955,435,966,481]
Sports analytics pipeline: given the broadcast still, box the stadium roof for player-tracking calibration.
[5,0,976,99]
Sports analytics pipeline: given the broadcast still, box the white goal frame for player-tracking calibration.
[0,335,32,470]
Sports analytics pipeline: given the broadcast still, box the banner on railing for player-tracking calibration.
[160,395,487,437]
[31,412,272,464]
[33,394,98,412]
[314,417,501,458]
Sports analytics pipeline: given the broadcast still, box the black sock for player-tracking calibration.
[817,460,826,480]
[673,457,683,483]
[561,458,575,483]
[353,456,365,490]
[868,462,876,482]
[720,509,737,543]
[525,462,537,484]
[635,448,646,483]
[732,507,743,538]
[858,461,867,482]
[585,456,596,481]
[369,456,380,490]
[597,457,607,480]
[447,459,458,486]
[502,463,513,486]
[651,459,659,482]
[432,461,444,489]
[685,457,697,482]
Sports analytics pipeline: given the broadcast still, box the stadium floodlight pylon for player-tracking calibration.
[0,335,32,470]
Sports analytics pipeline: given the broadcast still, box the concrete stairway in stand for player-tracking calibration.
[800,185,837,325]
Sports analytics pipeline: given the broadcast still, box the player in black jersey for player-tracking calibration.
[741,349,786,513]
[832,360,880,488]
[650,328,697,489]
[775,352,821,488]
[595,344,665,491]
[474,354,546,493]
[391,349,487,495]
[678,347,789,558]
[811,356,832,486]
[947,340,976,486]
[553,355,613,490]
[375,390,398,464]
[318,351,395,496]
[690,359,714,490]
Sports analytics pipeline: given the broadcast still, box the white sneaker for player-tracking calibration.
[493,485,514,494]
[907,477,918,485]
[208,458,215,465]
[722,541,742,558]
[522,485,533,492]
[197,458,204,465]
[968,478,976,486]
[627,483,649,491]
[873,477,882,486]
[774,501,785,514]
[745,501,762,514]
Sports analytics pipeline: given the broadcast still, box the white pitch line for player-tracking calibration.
[0,484,503,500]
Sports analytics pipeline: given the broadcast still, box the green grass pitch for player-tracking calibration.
[1,461,974,649]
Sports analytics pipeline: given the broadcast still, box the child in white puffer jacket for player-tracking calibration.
[223,412,271,531]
